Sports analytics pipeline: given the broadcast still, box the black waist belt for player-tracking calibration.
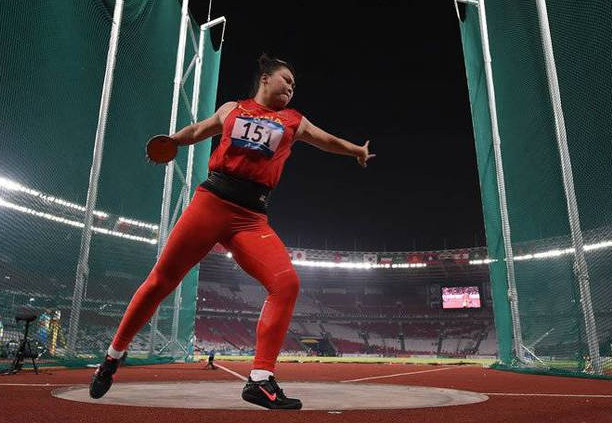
[201,171,271,213]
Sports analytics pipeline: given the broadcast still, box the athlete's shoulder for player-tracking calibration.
[280,106,303,122]
[217,101,239,123]
[218,101,238,113]
[284,106,302,116]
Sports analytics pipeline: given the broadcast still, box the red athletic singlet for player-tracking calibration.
[208,99,303,188]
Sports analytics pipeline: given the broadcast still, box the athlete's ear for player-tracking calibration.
[260,73,270,86]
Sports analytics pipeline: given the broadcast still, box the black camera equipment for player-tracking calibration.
[1,308,41,375]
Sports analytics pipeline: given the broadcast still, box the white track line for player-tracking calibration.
[484,392,612,398]
[0,383,74,387]
[214,363,248,381]
[340,366,456,383]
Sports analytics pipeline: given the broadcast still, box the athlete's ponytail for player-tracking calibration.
[250,53,296,97]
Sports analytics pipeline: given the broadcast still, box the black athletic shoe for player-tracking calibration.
[242,376,302,410]
[89,352,127,399]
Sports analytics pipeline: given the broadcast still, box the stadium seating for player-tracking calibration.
[193,261,495,357]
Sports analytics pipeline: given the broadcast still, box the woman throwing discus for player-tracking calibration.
[89,53,375,410]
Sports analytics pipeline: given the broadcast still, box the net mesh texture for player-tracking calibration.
[0,0,222,370]
[458,0,612,376]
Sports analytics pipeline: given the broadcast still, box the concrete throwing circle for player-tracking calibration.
[53,381,488,410]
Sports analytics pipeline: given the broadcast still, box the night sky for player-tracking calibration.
[189,1,484,252]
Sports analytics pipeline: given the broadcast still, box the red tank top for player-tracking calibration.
[208,99,303,188]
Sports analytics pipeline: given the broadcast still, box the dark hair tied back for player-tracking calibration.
[250,53,296,97]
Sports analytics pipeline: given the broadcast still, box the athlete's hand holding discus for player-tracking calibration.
[147,117,375,167]
[146,58,375,169]
[295,116,376,168]
[145,134,178,164]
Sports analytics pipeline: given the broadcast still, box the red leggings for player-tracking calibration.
[111,187,299,372]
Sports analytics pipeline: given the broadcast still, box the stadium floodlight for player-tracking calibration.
[391,263,427,269]
[514,248,574,261]
[5,171,612,267]
[0,175,159,243]
[292,260,374,269]
[469,258,497,265]
[470,239,612,265]
[0,176,108,218]
[584,241,612,252]
[0,197,157,245]
[290,260,427,270]
[118,217,158,231]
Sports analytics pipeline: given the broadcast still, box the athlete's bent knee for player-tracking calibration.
[276,269,300,301]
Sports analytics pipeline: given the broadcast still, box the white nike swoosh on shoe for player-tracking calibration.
[260,234,273,239]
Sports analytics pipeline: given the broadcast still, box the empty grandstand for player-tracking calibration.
[0,224,497,361]
[193,246,496,358]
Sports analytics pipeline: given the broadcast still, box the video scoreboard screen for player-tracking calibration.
[441,286,481,309]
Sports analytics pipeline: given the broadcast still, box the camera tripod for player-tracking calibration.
[1,316,40,375]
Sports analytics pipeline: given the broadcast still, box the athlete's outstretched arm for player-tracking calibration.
[171,101,237,146]
[295,116,375,167]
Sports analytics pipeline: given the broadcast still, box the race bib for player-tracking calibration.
[230,116,285,158]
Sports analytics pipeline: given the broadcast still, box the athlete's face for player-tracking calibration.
[261,67,295,109]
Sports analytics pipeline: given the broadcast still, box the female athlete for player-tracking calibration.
[89,53,375,410]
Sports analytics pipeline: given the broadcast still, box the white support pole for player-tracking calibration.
[201,16,226,31]
[186,26,206,204]
[454,0,478,21]
[535,0,601,374]
[169,22,206,354]
[67,0,124,353]
[149,0,191,355]
[476,0,525,362]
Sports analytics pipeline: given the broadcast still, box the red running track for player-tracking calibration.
[1,360,611,423]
